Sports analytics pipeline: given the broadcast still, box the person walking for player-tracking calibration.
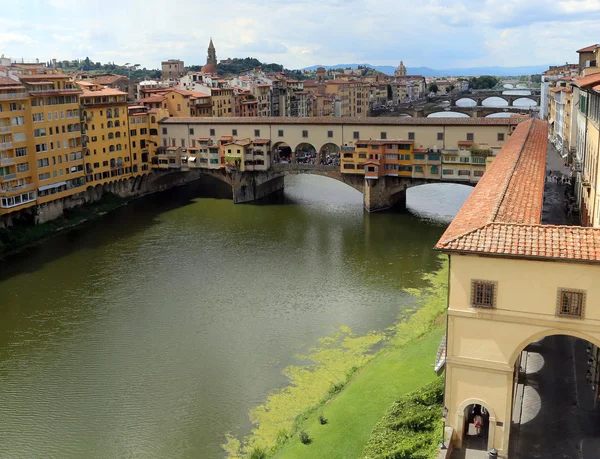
[474,414,484,437]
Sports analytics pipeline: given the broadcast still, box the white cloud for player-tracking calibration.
[1,0,599,70]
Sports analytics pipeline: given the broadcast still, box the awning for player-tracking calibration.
[188,157,197,162]
[180,156,187,160]
[38,181,66,192]
[548,119,554,125]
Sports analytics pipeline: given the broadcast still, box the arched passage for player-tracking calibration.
[318,142,340,165]
[271,141,291,163]
[456,398,497,452]
[507,330,600,458]
[294,142,317,164]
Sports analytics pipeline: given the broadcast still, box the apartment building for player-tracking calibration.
[161,59,184,79]
[326,80,369,117]
[79,81,131,187]
[0,69,85,226]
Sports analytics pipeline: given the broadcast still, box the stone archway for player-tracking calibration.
[271,141,291,163]
[318,142,340,165]
[456,398,497,451]
[294,142,317,164]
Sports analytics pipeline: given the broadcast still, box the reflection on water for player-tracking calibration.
[0,175,470,458]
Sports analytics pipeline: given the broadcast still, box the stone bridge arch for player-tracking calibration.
[318,142,341,163]
[293,142,318,162]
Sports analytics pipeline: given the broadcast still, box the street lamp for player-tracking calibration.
[440,406,449,449]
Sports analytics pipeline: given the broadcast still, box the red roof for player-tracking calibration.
[572,73,600,88]
[550,87,572,93]
[436,119,600,263]
[577,44,598,53]
[0,76,21,86]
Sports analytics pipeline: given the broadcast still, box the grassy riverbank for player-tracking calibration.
[224,259,448,459]
[0,193,127,258]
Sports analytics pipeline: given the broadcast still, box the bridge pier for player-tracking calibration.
[363,176,408,212]
[230,171,285,204]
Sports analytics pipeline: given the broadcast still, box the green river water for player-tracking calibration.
[0,175,470,458]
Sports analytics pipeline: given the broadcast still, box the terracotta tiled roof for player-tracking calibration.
[440,223,600,262]
[138,94,166,103]
[576,44,598,53]
[252,139,270,145]
[356,139,414,146]
[80,87,127,97]
[436,119,600,263]
[0,76,22,86]
[550,87,572,93]
[572,73,600,88]
[92,74,127,85]
[18,74,70,80]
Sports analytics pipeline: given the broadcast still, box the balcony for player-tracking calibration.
[0,157,15,166]
[28,88,81,95]
[0,92,27,100]
[0,141,13,149]
[1,173,17,181]
[0,126,11,133]
[0,183,35,194]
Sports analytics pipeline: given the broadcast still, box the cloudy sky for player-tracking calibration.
[1,0,600,70]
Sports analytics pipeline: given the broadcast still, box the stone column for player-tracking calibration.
[231,171,285,204]
[363,177,407,212]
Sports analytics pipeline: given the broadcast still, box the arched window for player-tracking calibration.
[107,121,113,128]
[106,110,112,119]
[115,132,121,138]
[116,144,122,151]
[108,132,114,139]
[151,116,156,124]
[114,108,119,117]
[114,120,120,127]
[109,145,115,152]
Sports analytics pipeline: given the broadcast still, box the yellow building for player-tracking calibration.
[79,82,131,187]
[0,69,85,225]
[210,88,233,117]
[435,119,600,456]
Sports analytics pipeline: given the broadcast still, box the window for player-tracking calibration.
[232,129,238,136]
[13,132,26,143]
[107,121,113,128]
[458,169,470,176]
[36,143,48,153]
[34,128,47,137]
[37,158,49,168]
[343,164,355,169]
[38,172,51,181]
[15,147,27,157]
[12,116,24,126]
[326,130,333,138]
[17,163,29,172]
[254,129,260,137]
[353,131,359,139]
[415,166,423,173]
[437,132,444,141]
[428,154,440,161]
[408,132,415,140]
[380,132,387,140]
[210,129,215,136]
[130,130,137,136]
[557,289,585,318]
[470,280,497,309]
[442,169,454,175]
[278,129,284,137]
[189,128,194,135]
[459,157,470,163]
[497,133,505,141]
[466,133,474,141]
[473,170,484,177]
[430,165,439,174]
[162,127,167,135]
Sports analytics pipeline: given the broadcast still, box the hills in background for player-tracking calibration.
[300,63,549,77]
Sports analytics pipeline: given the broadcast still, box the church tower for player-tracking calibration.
[395,60,407,77]
[202,38,218,74]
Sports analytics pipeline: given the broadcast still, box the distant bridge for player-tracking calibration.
[450,92,540,107]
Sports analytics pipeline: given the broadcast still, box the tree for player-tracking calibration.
[429,83,439,93]
[469,75,498,89]
[530,74,542,83]
[449,85,455,92]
